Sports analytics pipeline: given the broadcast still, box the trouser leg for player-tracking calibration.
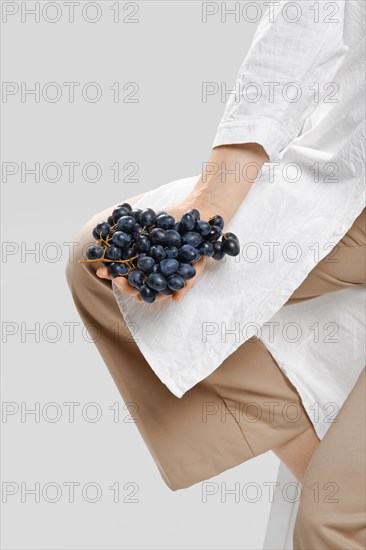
[293,367,366,550]
[286,207,366,304]
[288,208,366,549]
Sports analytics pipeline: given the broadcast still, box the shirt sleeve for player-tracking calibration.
[212,0,348,161]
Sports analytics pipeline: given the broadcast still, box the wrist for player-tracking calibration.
[188,142,268,223]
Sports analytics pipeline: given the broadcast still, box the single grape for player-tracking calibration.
[178,244,200,263]
[195,220,211,236]
[190,251,202,264]
[182,231,202,247]
[130,208,142,221]
[167,274,185,291]
[136,235,151,253]
[128,269,144,289]
[121,247,136,260]
[147,272,168,291]
[206,225,222,242]
[139,285,157,303]
[112,206,130,221]
[149,228,166,245]
[116,215,136,233]
[118,202,132,212]
[112,231,132,248]
[164,229,181,247]
[187,208,200,221]
[105,246,122,260]
[152,264,160,273]
[86,245,104,260]
[212,241,225,261]
[132,223,143,239]
[223,232,239,242]
[159,258,179,277]
[180,212,196,231]
[177,263,196,280]
[107,215,114,226]
[209,215,224,229]
[92,222,110,240]
[149,245,166,262]
[174,221,183,233]
[164,246,179,259]
[222,238,240,256]
[156,214,175,230]
[199,242,214,257]
[137,256,155,273]
[108,263,128,278]
[139,208,156,227]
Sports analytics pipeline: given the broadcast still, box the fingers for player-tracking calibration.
[135,293,171,303]
[97,256,206,304]
[114,277,171,302]
[96,266,111,280]
[155,294,171,302]
[96,268,138,298]
[96,268,171,302]
[113,276,139,296]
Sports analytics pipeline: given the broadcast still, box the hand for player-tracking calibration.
[96,201,215,303]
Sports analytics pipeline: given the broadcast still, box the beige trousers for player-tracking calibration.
[66,204,365,549]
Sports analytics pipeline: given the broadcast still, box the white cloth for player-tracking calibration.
[112,0,365,436]
[258,287,366,439]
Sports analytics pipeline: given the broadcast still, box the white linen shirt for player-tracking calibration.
[112,0,365,438]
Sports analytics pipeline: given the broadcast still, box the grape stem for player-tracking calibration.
[79,255,139,264]
[98,235,111,247]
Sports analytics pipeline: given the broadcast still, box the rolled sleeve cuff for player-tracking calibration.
[212,117,291,162]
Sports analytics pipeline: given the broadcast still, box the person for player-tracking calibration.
[66,1,365,548]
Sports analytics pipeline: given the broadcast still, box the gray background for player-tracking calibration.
[1,2,282,548]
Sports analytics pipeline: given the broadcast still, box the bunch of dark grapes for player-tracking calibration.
[82,203,240,303]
